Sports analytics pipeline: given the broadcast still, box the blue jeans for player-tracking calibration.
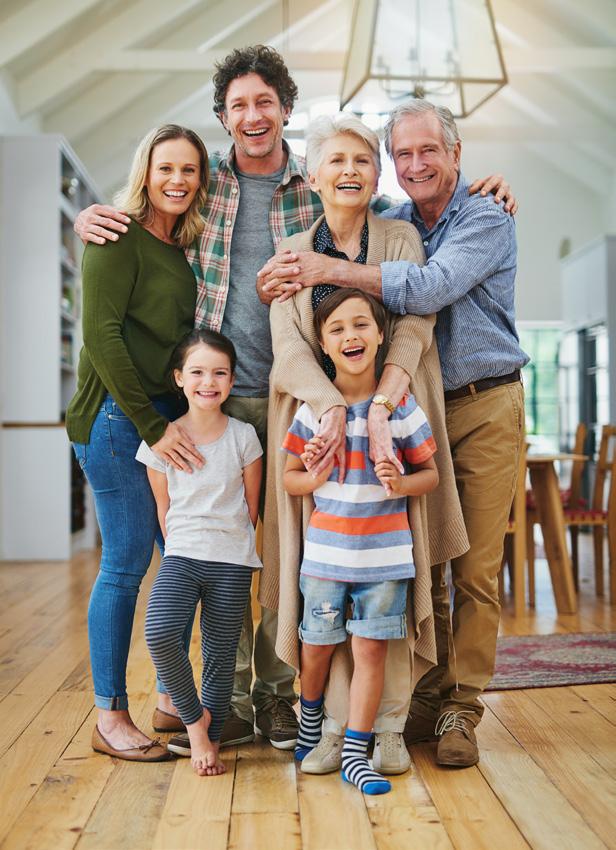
[299,574,408,644]
[73,393,185,710]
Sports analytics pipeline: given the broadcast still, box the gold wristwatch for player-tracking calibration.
[371,394,395,414]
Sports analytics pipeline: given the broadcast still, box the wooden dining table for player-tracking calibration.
[526,452,587,615]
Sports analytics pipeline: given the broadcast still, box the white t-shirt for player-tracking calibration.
[136,416,263,569]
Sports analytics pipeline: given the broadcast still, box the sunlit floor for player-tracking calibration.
[0,534,614,850]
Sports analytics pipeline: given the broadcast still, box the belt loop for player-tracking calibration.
[469,382,477,396]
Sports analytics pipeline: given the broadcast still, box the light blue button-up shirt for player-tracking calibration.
[380,173,529,391]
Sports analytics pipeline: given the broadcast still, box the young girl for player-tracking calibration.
[283,289,439,795]
[137,329,263,777]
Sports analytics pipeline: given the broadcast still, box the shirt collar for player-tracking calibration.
[219,139,303,185]
[314,217,369,261]
[408,171,469,230]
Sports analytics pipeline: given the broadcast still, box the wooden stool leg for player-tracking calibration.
[526,521,536,608]
[593,526,605,597]
[608,519,616,606]
[570,527,579,590]
[512,529,525,619]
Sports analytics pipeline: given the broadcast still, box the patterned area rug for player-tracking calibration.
[486,632,616,690]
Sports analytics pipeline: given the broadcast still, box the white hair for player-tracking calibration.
[305,113,381,176]
[384,100,460,157]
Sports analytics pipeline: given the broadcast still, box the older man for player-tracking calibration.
[260,99,528,767]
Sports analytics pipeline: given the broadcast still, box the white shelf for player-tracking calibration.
[59,193,78,223]
[0,134,102,561]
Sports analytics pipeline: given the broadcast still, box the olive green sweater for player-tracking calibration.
[65,221,196,446]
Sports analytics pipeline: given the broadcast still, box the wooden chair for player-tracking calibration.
[526,423,587,605]
[563,424,616,603]
[500,443,527,618]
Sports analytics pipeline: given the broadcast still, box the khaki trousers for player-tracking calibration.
[410,381,525,724]
[222,395,297,723]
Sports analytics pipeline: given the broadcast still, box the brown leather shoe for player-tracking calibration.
[435,711,479,767]
[92,726,172,762]
[403,712,439,745]
[152,707,186,733]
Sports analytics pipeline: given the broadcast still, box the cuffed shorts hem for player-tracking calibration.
[299,625,348,646]
[347,613,407,640]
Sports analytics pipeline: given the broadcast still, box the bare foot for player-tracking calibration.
[97,709,153,750]
[157,693,179,716]
[187,710,225,777]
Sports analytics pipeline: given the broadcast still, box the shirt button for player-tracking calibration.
[223,254,228,260]
[231,187,238,194]
[226,219,232,226]
[423,240,429,246]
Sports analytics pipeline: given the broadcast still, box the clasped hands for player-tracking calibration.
[303,405,404,496]
[256,251,340,304]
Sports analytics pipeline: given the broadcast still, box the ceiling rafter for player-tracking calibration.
[0,0,102,69]
[541,0,616,44]
[93,48,344,72]
[16,0,208,116]
[68,45,616,74]
[41,0,270,140]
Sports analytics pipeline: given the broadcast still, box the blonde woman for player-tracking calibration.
[66,124,209,761]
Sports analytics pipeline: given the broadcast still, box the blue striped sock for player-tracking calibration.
[341,729,391,795]
[295,695,324,761]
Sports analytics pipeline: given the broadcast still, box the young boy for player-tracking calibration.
[282,288,439,795]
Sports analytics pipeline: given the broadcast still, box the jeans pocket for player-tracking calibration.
[72,442,87,469]
[108,404,130,421]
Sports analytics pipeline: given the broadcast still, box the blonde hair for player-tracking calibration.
[305,113,381,176]
[114,124,209,249]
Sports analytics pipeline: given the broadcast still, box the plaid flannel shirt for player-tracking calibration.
[185,142,322,331]
[184,141,393,330]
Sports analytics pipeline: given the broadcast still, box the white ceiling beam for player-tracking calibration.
[541,0,616,44]
[0,0,102,69]
[88,46,616,74]
[459,124,616,144]
[74,74,215,166]
[43,74,167,139]
[505,47,616,72]
[16,0,207,116]
[574,142,616,171]
[42,0,272,141]
[97,49,344,72]
[492,0,570,46]
[527,143,608,197]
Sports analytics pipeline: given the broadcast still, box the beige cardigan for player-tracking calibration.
[259,212,468,678]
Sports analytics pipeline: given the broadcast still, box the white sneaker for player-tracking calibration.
[372,732,412,775]
[300,732,344,775]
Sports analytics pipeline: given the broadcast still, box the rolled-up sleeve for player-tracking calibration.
[381,203,516,316]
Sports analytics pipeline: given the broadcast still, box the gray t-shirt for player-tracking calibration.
[220,165,285,397]
[136,417,263,568]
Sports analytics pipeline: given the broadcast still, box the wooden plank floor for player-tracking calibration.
[0,536,614,850]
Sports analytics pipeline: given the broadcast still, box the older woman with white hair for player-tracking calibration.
[259,114,468,778]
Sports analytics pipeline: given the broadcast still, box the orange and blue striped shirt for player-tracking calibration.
[283,395,436,582]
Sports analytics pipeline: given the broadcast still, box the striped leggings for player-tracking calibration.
[145,556,253,740]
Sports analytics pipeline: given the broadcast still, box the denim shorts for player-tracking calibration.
[299,574,408,644]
